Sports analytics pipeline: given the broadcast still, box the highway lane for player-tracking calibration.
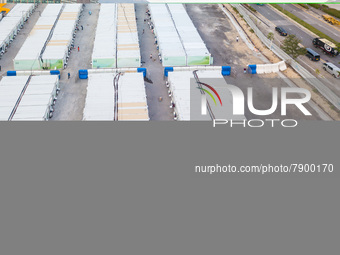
[250,4,340,97]
[251,4,339,63]
[279,4,340,43]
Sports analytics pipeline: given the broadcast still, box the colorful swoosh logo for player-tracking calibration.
[197,82,223,106]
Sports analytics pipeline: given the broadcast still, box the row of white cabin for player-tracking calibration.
[13,4,82,70]
[0,4,35,55]
[0,75,59,121]
[149,4,212,67]
[83,72,149,121]
[91,3,141,69]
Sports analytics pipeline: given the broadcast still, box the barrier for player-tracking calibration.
[247,61,286,74]
[164,67,174,77]
[79,68,146,79]
[7,71,17,76]
[165,66,231,77]
[7,70,60,79]
[248,65,256,74]
[137,68,147,77]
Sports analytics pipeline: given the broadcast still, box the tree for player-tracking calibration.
[280,35,307,59]
[267,32,274,49]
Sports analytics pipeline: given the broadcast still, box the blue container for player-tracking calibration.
[248,65,257,74]
[137,68,147,77]
[79,69,88,79]
[7,71,17,76]
[50,70,61,79]
[221,66,231,76]
[164,67,174,77]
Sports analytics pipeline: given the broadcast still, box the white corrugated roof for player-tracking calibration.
[83,73,115,120]
[92,4,117,62]
[149,4,211,66]
[12,75,59,121]
[168,4,210,58]
[14,4,63,62]
[0,76,29,120]
[116,4,140,68]
[0,4,34,50]
[83,72,148,121]
[149,4,185,65]
[42,4,82,62]
[168,70,245,121]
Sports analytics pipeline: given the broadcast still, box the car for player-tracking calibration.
[306,48,320,61]
[275,27,287,36]
[323,62,340,79]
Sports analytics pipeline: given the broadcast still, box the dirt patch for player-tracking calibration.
[224,4,340,120]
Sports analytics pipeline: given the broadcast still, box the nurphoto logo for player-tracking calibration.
[198,82,312,127]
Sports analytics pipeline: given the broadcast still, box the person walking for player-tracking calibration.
[81,25,83,30]
[142,29,144,34]
[236,36,239,42]
[68,73,70,79]
[244,68,247,74]
[0,65,1,71]
[78,46,80,52]
[150,54,152,59]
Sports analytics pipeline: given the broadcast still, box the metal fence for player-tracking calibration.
[231,4,340,110]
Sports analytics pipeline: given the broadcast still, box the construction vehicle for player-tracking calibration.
[322,14,340,26]
[0,3,10,15]
[313,38,339,57]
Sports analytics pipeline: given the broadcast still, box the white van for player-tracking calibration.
[323,62,340,78]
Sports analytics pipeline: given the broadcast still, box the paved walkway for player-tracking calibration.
[135,4,173,120]
[53,4,100,120]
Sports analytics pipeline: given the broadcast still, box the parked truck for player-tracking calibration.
[322,14,340,26]
[312,38,339,57]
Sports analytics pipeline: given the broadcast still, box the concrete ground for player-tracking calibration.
[185,4,320,120]
[135,4,173,121]
[53,4,100,120]
[0,4,46,76]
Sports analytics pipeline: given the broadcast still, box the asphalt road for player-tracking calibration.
[279,4,340,43]
[250,4,340,97]
[251,4,339,65]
